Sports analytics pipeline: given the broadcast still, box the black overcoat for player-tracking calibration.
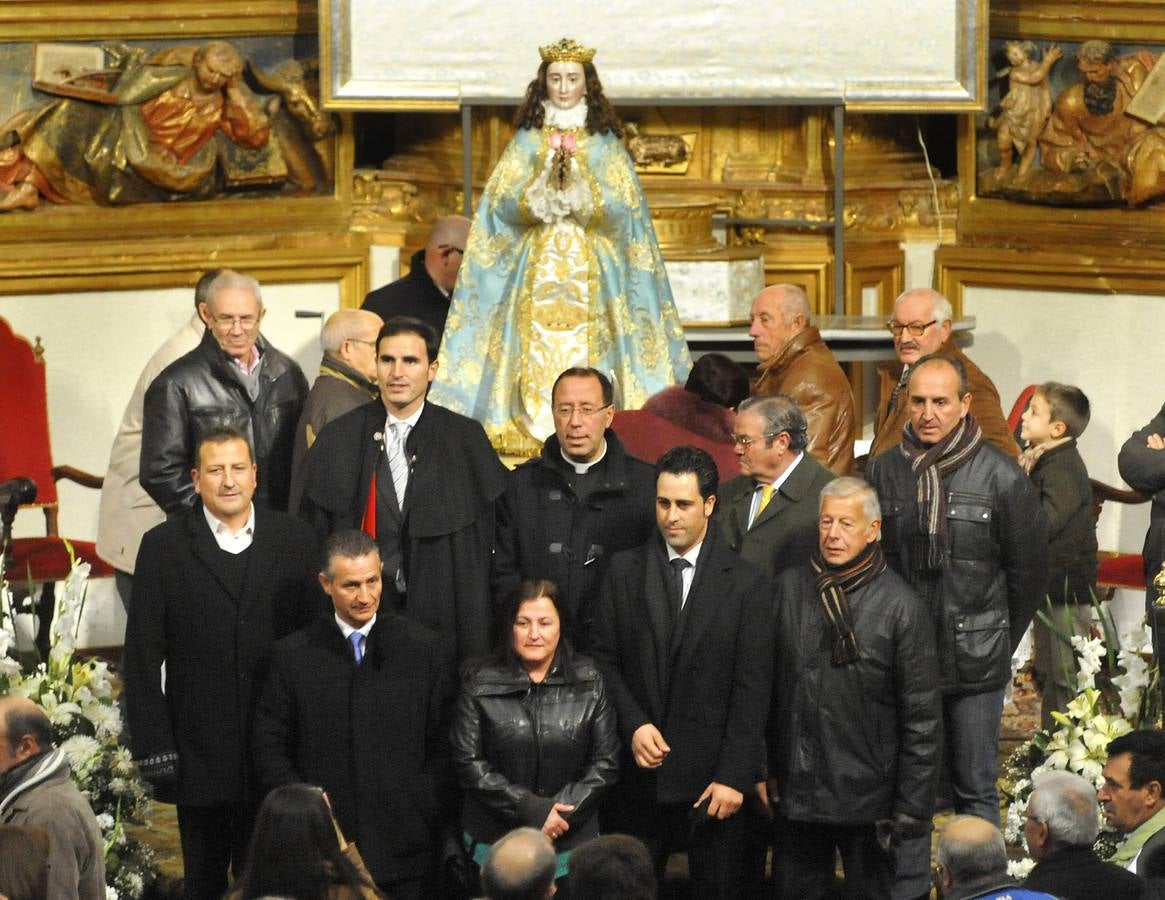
[123,503,323,806]
[252,613,455,885]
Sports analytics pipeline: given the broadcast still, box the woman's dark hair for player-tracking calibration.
[0,825,50,900]
[233,784,381,899]
[685,353,749,409]
[514,60,623,137]
[497,578,573,659]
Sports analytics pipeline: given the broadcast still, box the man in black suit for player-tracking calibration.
[592,446,772,898]
[253,529,454,900]
[362,216,471,346]
[717,395,836,580]
[1023,769,1143,900]
[124,426,322,899]
[298,316,507,662]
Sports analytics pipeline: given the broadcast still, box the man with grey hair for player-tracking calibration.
[870,288,1017,461]
[480,827,558,900]
[141,269,308,513]
[363,215,472,345]
[718,394,836,579]
[288,308,383,510]
[1023,770,1142,899]
[97,268,218,610]
[749,283,855,473]
[935,816,1056,900]
[767,476,939,898]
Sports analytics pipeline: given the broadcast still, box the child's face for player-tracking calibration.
[1020,392,1062,446]
[1006,45,1028,66]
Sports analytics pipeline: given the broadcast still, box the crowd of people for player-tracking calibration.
[7,251,1165,900]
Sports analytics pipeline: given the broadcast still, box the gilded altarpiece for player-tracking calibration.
[355,105,956,321]
[0,1,368,306]
[943,0,1165,307]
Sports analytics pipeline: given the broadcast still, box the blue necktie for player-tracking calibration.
[349,631,364,664]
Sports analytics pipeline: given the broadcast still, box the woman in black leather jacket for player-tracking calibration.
[451,578,619,886]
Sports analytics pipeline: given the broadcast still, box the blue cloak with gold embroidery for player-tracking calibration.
[430,125,691,456]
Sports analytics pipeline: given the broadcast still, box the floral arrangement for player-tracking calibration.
[0,554,158,899]
[1000,610,1158,878]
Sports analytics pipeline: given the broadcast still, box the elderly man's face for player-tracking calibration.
[201,287,264,362]
[907,362,970,446]
[734,408,791,484]
[1024,794,1052,861]
[891,292,950,366]
[748,290,800,365]
[818,494,880,566]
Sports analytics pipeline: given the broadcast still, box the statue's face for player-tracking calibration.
[546,61,586,111]
[1078,58,1113,84]
[195,50,240,91]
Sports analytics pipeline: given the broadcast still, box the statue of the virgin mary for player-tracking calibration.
[430,38,691,456]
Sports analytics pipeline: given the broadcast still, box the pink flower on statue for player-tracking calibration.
[550,132,563,150]
[562,133,576,153]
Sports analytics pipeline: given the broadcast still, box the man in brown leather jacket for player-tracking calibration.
[869,288,1019,461]
[749,284,855,474]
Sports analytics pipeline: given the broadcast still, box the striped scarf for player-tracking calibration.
[899,413,984,570]
[810,542,886,666]
[0,748,69,818]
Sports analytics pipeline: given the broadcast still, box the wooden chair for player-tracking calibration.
[1007,384,1149,600]
[0,316,113,649]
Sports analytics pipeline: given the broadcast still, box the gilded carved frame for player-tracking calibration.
[0,2,356,246]
[958,1,1165,248]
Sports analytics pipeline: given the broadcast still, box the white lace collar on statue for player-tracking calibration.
[542,100,588,130]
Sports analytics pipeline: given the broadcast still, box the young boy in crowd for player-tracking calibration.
[1020,382,1099,730]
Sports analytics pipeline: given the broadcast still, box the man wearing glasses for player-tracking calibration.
[718,395,836,580]
[869,288,1018,461]
[141,269,308,514]
[493,366,656,650]
[288,308,383,511]
[362,215,471,346]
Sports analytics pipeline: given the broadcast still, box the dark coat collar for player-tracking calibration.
[537,429,633,492]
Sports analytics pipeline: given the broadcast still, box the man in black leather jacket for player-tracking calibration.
[768,477,939,899]
[141,270,308,514]
[866,354,1047,900]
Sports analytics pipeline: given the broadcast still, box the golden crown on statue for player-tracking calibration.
[539,38,597,64]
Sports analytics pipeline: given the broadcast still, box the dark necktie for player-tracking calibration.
[349,631,364,664]
[669,557,690,614]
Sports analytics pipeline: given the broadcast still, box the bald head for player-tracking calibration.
[748,284,810,364]
[890,288,953,365]
[936,816,1008,891]
[424,215,473,293]
[321,308,383,381]
[0,695,53,774]
[481,827,557,900]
